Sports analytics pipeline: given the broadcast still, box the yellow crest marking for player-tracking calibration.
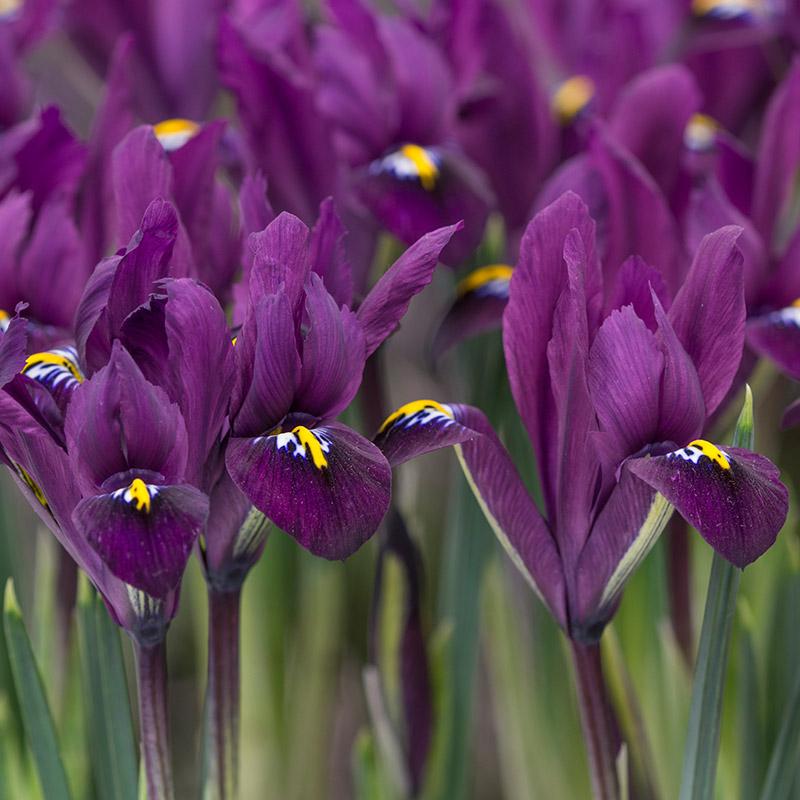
[686,440,731,470]
[292,426,329,470]
[15,464,50,512]
[128,479,152,513]
[684,113,719,151]
[456,265,514,297]
[399,144,440,191]
[153,118,200,151]
[379,400,452,433]
[551,75,595,123]
[692,0,760,17]
[23,351,84,382]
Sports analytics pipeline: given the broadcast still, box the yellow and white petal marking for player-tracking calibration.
[0,0,22,19]
[684,113,719,152]
[0,310,10,334]
[112,479,159,513]
[371,144,441,191]
[270,426,332,470]
[379,399,455,433]
[667,439,732,470]
[456,264,513,299]
[153,118,201,152]
[551,75,595,124]
[21,347,84,389]
[692,0,764,18]
[12,463,51,514]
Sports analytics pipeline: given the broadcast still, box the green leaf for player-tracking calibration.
[678,387,754,800]
[75,575,138,800]
[2,579,72,800]
[758,659,800,799]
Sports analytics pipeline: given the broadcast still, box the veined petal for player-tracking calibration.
[231,290,300,437]
[431,265,512,360]
[450,404,566,627]
[574,465,674,641]
[0,310,28,387]
[668,226,745,417]
[357,221,462,357]
[295,272,365,419]
[74,479,209,600]
[226,421,391,560]
[747,303,800,381]
[627,442,788,568]
[373,400,478,467]
[20,346,84,415]
[587,306,662,470]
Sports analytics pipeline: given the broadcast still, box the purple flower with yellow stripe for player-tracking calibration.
[377,192,788,641]
[225,210,463,559]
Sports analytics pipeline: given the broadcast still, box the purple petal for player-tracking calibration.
[628,442,789,569]
[309,197,354,308]
[203,470,270,585]
[587,306,662,470]
[75,479,209,600]
[20,346,84,417]
[547,229,599,558]
[503,192,598,517]
[231,290,300,437]
[574,466,674,640]
[606,256,670,331]
[652,292,705,446]
[74,256,117,376]
[226,421,391,560]
[431,265,511,360]
[249,212,311,321]
[18,196,85,328]
[609,65,702,202]
[355,146,492,267]
[106,198,179,338]
[0,192,32,315]
[753,59,800,245]
[357,222,462,357]
[448,403,566,627]
[372,400,478,467]
[295,273,365,418]
[747,305,800,381]
[668,226,745,417]
[0,311,28,387]
[123,279,236,487]
[65,342,189,494]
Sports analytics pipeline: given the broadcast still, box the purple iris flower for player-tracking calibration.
[0,200,215,643]
[377,192,788,641]
[225,207,463,559]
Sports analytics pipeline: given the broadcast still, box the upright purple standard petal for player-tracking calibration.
[294,273,365,419]
[668,226,745,417]
[226,421,391,560]
[628,441,788,569]
[356,222,462,356]
[65,343,189,495]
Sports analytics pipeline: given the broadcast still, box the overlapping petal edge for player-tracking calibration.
[627,441,788,569]
[373,400,566,626]
[74,479,209,600]
[226,420,392,561]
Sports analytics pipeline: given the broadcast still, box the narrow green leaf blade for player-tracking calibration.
[678,388,753,800]
[759,664,800,800]
[2,579,72,800]
[76,576,138,800]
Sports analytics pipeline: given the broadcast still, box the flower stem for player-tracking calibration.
[570,640,621,800]
[203,586,241,800]
[134,639,174,800]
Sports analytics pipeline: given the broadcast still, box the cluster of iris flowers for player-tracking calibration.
[0,0,799,798]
